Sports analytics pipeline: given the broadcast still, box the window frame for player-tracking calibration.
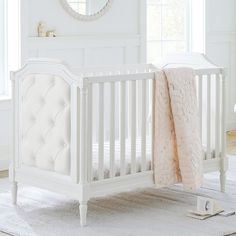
[0,0,8,96]
[147,0,192,63]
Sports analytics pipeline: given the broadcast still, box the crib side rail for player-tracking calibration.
[79,71,155,185]
[79,67,227,185]
[195,69,227,171]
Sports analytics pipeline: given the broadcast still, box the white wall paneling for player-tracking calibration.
[205,0,236,130]
[0,99,12,170]
[206,31,236,130]
[22,35,142,67]
[21,0,147,67]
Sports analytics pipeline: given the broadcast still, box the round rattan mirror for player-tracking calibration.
[60,0,112,21]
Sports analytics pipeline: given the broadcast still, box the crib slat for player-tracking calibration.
[221,73,226,162]
[206,75,211,159]
[70,84,78,183]
[198,76,203,142]
[79,87,88,184]
[215,75,220,158]
[120,81,126,176]
[87,84,93,182]
[110,82,115,178]
[98,83,104,180]
[130,80,136,174]
[150,79,154,171]
[141,80,147,171]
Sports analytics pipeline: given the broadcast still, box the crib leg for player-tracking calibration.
[12,181,18,205]
[220,171,226,193]
[79,201,88,227]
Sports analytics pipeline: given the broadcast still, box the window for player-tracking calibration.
[147,0,190,63]
[0,0,7,95]
[0,0,20,97]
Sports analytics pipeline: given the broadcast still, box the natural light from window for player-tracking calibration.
[0,0,7,95]
[147,0,205,63]
[0,0,20,97]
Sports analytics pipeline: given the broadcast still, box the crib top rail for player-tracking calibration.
[11,54,225,86]
[161,53,226,76]
[73,54,225,84]
[79,67,225,85]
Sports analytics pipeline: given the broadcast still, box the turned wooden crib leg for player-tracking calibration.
[79,201,88,227]
[220,171,226,193]
[12,181,18,205]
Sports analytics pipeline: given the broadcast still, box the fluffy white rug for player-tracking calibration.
[0,158,236,236]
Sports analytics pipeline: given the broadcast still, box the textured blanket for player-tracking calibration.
[153,68,203,191]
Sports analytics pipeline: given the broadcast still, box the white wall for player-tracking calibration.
[26,0,140,36]
[0,100,12,171]
[205,0,236,130]
[21,0,146,66]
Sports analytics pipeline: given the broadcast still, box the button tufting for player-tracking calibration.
[31,115,37,122]
[39,136,46,144]
[40,97,46,105]
[49,118,56,126]
[51,77,56,86]
[60,100,67,108]
[63,142,67,148]
[31,76,36,84]
[21,73,70,175]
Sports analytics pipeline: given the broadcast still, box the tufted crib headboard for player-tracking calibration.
[11,59,80,177]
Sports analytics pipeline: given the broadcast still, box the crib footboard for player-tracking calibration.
[10,59,85,199]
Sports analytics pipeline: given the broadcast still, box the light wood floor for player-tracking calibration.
[0,171,8,179]
[227,131,236,155]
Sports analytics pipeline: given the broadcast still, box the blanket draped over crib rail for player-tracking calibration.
[153,68,203,191]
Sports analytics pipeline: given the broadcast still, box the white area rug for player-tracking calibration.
[0,158,236,236]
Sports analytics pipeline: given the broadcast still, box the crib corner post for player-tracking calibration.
[220,171,226,193]
[12,181,18,205]
[220,72,227,193]
[11,73,18,204]
[79,82,89,186]
[79,200,88,227]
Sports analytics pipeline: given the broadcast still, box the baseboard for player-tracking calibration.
[0,145,12,171]
[0,170,8,178]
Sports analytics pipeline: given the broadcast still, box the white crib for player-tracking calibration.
[10,54,228,226]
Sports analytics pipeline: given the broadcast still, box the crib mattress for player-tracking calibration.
[91,137,219,181]
[92,137,152,180]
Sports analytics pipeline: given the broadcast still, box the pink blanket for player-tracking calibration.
[153,68,203,191]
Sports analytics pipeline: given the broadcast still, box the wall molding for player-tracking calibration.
[22,34,143,67]
[206,31,236,36]
[0,99,12,110]
[206,30,236,130]
[0,145,11,171]
[227,122,236,132]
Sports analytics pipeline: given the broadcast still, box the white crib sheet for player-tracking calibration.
[92,137,152,180]
[91,137,219,181]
